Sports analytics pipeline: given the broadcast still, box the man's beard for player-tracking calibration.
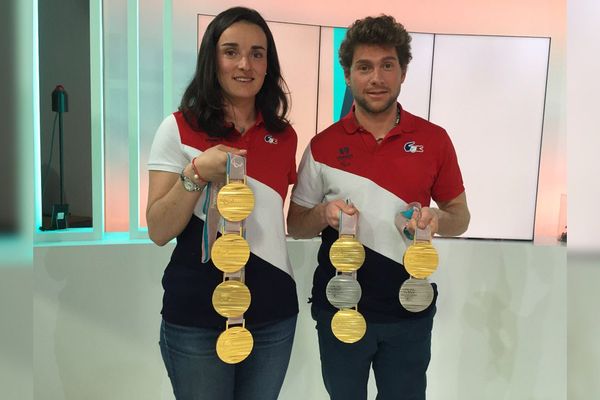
[352,91,398,115]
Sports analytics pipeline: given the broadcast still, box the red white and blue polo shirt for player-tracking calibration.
[148,111,298,328]
[291,105,465,321]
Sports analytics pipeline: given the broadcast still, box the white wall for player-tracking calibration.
[567,1,600,397]
[0,266,33,400]
[30,240,565,400]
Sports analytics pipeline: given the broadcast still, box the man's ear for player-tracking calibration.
[401,67,407,83]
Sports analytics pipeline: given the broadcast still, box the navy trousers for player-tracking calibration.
[313,306,435,400]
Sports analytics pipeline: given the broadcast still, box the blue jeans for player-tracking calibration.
[159,316,297,400]
[313,307,435,400]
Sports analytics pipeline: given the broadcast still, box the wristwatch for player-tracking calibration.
[180,169,203,192]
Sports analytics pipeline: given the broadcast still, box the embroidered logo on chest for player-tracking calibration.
[404,141,424,153]
[337,146,353,167]
[264,135,278,144]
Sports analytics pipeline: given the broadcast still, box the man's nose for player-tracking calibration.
[370,67,385,84]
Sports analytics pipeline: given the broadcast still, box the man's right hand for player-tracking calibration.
[321,200,358,229]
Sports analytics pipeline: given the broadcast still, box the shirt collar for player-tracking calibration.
[228,110,265,135]
[341,103,417,137]
[255,111,265,127]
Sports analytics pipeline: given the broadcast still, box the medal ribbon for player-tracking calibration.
[201,181,223,263]
[327,199,367,343]
[212,154,255,364]
[399,202,438,312]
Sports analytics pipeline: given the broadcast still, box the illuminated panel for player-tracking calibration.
[397,33,434,120]
[268,22,320,221]
[138,0,165,229]
[430,35,550,240]
[317,27,334,133]
[103,0,130,232]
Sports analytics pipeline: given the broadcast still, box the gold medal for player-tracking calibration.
[217,182,255,222]
[403,242,438,278]
[211,154,255,364]
[211,233,250,273]
[216,326,254,364]
[331,309,366,344]
[212,280,251,318]
[329,236,365,272]
[401,207,439,279]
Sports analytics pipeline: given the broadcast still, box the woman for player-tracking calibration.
[146,7,298,400]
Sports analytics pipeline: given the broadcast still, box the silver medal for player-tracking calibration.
[399,278,434,312]
[326,274,362,309]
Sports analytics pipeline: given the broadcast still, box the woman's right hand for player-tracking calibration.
[191,144,247,183]
[147,144,246,246]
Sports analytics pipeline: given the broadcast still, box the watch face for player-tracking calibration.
[181,174,200,192]
[183,179,195,191]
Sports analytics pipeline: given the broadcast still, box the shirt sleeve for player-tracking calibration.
[147,114,189,173]
[290,142,325,208]
[431,129,465,203]
[287,128,298,185]
[288,157,298,185]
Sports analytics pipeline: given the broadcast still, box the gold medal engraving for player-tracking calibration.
[216,326,254,364]
[217,182,255,222]
[331,309,366,344]
[211,234,250,273]
[329,236,365,272]
[403,242,439,278]
[212,280,251,318]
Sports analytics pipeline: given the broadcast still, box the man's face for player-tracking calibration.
[346,44,406,115]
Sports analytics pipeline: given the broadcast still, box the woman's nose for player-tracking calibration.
[238,56,250,71]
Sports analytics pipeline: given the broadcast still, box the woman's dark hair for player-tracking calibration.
[179,7,290,136]
[339,15,412,74]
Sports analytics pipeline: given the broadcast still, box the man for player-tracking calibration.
[287,15,470,400]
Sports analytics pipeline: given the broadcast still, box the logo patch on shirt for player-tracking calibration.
[337,146,353,166]
[404,141,424,153]
[264,135,278,144]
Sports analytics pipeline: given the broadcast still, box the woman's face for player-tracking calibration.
[216,21,268,104]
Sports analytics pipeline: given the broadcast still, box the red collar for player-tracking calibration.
[227,110,265,135]
[341,104,417,138]
[254,111,265,127]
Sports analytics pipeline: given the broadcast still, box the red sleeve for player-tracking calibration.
[288,158,298,185]
[431,130,465,202]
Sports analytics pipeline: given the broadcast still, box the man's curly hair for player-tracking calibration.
[339,15,412,73]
